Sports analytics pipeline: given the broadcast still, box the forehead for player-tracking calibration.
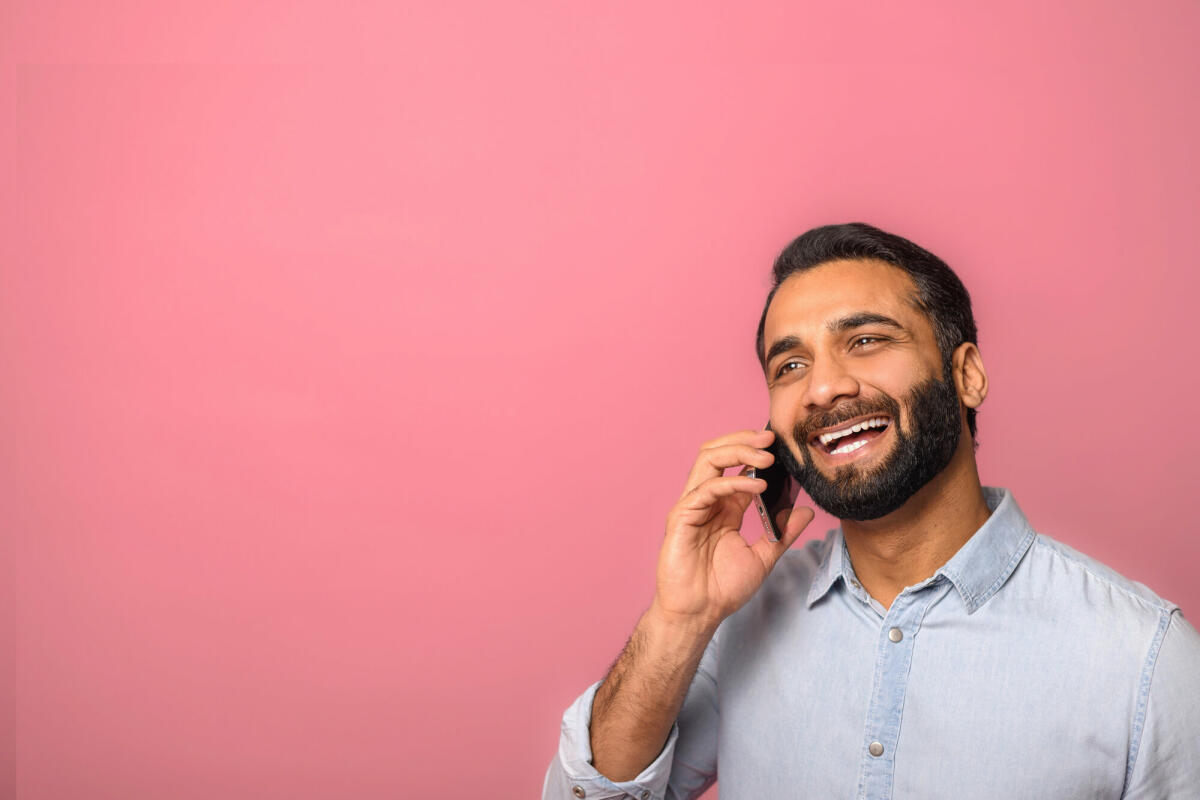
[763,258,929,344]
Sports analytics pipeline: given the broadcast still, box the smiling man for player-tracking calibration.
[543,223,1200,799]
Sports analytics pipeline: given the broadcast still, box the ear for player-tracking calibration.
[952,342,987,409]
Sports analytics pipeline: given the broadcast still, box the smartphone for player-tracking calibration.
[746,422,800,542]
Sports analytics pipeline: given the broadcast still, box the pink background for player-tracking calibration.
[3,2,1199,798]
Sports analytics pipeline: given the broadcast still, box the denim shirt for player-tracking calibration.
[543,487,1200,799]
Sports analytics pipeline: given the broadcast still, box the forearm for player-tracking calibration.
[589,604,718,782]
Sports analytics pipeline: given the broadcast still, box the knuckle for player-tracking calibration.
[737,444,763,463]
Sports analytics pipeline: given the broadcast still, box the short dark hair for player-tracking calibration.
[754,222,980,443]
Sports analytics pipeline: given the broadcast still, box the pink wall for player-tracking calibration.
[4,2,1199,798]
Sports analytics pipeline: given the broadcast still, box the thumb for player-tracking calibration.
[779,505,815,544]
[752,505,815,571]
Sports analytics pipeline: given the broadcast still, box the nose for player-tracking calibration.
[800,353,860,411]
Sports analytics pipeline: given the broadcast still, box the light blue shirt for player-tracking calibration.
[544,487,1200,799]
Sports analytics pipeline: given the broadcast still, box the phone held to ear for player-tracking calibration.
[746,422,800,543]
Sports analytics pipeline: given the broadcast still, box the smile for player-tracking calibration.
[809,416,892,460]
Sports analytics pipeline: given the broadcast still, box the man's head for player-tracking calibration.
[755,223,986,521]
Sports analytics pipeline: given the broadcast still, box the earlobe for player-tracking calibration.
[953,343,988,409]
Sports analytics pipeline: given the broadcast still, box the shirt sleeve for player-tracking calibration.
[542,633,721,800]
[1122,609,1200,799]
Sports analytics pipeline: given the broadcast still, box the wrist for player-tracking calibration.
[645,600,721,641]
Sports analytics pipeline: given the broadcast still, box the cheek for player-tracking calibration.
[767,387,802,435]
[861,359,929,408]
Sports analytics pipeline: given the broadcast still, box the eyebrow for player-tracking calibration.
[764,312,907,367]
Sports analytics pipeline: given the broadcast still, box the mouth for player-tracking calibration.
[807,415,892,463]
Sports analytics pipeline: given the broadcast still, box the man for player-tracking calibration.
[542,223,1200,799]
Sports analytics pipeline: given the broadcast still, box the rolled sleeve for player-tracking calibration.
[543,628,721,800]
[542,680,681,800]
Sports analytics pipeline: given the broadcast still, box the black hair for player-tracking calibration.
[754,222,979,443]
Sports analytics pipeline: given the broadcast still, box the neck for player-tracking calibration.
[840,437,991,610]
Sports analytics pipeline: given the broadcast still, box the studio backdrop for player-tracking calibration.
[4,1,1199,798]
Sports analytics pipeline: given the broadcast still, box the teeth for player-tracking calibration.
[818,417,889,446]
[830,438,870,455]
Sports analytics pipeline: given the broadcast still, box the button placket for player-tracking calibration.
[855,584,942,800]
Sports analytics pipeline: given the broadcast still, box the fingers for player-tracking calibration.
[682,429,775,497]
[677,474,767,512]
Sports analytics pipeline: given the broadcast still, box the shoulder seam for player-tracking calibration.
[1030,536,1176,615]
[1122,608,1178,796]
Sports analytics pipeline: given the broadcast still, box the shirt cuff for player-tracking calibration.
[555,680,680,800]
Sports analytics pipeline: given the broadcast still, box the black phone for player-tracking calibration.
[747,422,800,542]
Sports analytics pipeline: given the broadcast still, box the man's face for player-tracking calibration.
[762,259,964,521]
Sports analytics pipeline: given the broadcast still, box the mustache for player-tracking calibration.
[793,395,902,444]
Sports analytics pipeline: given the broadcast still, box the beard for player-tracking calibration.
[776,362,963,521]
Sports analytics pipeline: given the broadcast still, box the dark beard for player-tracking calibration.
[776,363,963,521]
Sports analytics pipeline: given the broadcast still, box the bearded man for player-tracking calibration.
[542,223,1200,800]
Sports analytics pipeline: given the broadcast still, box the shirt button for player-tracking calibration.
[571,786,586,798]
[869,741,884,757]
[888,627,903,642]
[639,792,651,800]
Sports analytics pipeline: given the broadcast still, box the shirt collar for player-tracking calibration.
[805,527,848,607]
[805,486,1036,613]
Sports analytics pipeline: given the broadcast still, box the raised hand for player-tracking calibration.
[587,427,814,784]
[654,428,814,629]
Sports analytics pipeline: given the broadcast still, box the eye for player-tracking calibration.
[775,359,805,379]
[852,336,885,349]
